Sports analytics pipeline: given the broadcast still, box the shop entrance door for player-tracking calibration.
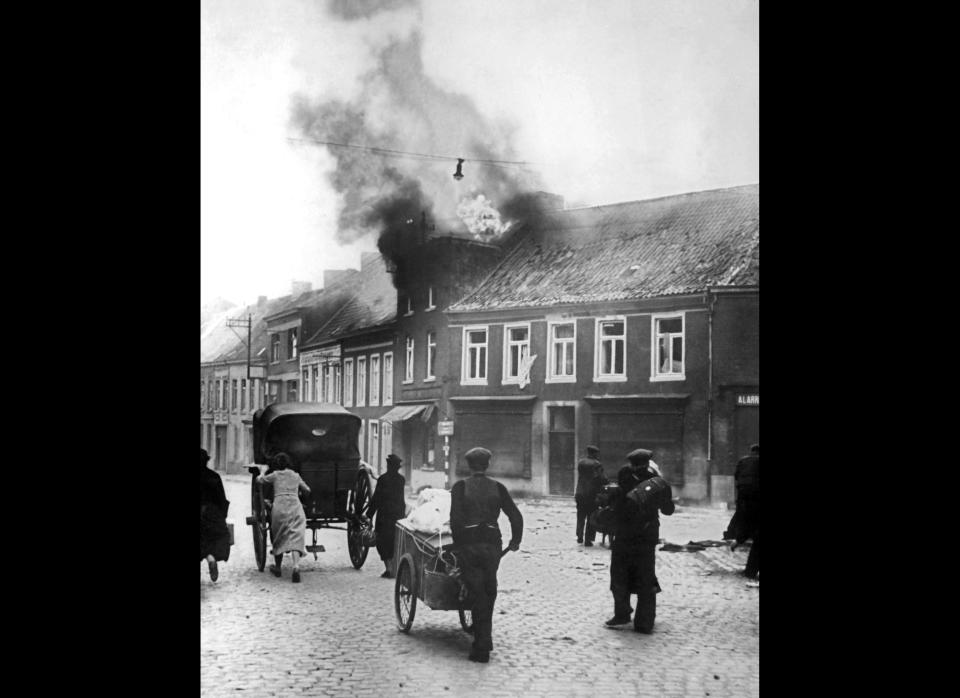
[548,406,576,495]
[215,426,226,471]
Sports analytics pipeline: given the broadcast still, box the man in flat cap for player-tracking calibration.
[606,448,675,633]
[366,454,407,578]
[575,445,606,546]
[450,447,524,663]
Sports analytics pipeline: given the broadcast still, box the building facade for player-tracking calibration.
[442,184,759,503]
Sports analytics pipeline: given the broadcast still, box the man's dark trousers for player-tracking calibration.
[459,543,502,653]
[610,542,659,631]
[575,494,597,544]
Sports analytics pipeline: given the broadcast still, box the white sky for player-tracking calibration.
[200,0,758,307]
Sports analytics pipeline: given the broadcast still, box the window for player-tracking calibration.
[201,380,205,410]
[426,332,437,380]
[548,322,577,382]
[215,380,222,409]
[405,296,413,316]
[232,380,238,411]
[462,326,488,384]
[502,323,531,384]
[241,379,247,410]
[334,363,342,404]
[344,359,354,407]
[288,328,298,359]
[208,381,214,411]
[325,363,334,403]
[369,420,380,468]
[381,422,393,471]
[268,381,279,405]
[426,286,436,311]
[302,370,309,402]
[287,380,298,403]
[271,334,280,363]
[357,357,367,406]
[595,317,627,381]
[383,353,393,405]
[652,313,685,380]
[370,354,381,406]
[404,337,414,383]
[248,379,255,411]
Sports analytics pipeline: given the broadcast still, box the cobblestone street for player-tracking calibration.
[201,474,759,697]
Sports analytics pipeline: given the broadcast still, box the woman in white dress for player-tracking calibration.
[256,452,310,583]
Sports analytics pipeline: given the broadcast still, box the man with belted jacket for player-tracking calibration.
[575,445,605,546]
[450,447,523,663]
[606,448,675,633]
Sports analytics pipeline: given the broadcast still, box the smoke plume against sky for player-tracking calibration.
[201,0,759,306]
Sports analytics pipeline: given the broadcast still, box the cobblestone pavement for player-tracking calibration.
[202,474,758,697]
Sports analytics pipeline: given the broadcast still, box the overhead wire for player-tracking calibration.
[286,136,539,171]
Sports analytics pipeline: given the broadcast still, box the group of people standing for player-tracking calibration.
[573,442,760,632]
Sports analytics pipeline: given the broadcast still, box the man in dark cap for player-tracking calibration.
[200,448,231,582]
[366,454,407,579]
[450,447,524,663]
[575,445,606,546]
[732,444,759,580]
[606,448,674,633]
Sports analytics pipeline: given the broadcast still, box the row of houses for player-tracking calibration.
[200,184,759,505]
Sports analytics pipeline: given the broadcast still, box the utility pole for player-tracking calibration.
[226,315,253,379]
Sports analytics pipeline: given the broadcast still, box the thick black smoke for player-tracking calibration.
[291,26,543,275]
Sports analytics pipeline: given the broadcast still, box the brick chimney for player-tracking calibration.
[290,280,312,296]
[323,269,352,288]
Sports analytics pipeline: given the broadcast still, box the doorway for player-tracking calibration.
[215,426,226,471]
[548,406,576,495]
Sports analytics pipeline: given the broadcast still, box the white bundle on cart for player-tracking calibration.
[400,488,451,534]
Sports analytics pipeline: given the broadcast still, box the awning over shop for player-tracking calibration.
[380,404,428,423]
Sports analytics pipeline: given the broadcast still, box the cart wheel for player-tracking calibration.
[251,477,268,572]
[347,470,372,570]
[394,555,417,633]
[458,607,475,634]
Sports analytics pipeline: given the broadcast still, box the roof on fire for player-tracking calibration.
[447,184,758,313]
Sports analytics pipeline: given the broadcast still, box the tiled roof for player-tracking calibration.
[447,184,758,312]
[304,254,396,346]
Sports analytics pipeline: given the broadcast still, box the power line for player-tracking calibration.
[286,137,538,170]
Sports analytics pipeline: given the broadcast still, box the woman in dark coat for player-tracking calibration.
[366,454,406,578]
[200,448,231,581]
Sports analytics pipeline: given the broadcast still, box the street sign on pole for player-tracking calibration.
[438,420,454,436]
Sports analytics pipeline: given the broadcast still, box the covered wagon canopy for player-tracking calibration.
[253,402,361,465]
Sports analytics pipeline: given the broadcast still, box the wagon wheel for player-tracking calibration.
[250,477,268,572]
[458,607,475,635]
[394,555,417,633]
[347,469,372,570]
